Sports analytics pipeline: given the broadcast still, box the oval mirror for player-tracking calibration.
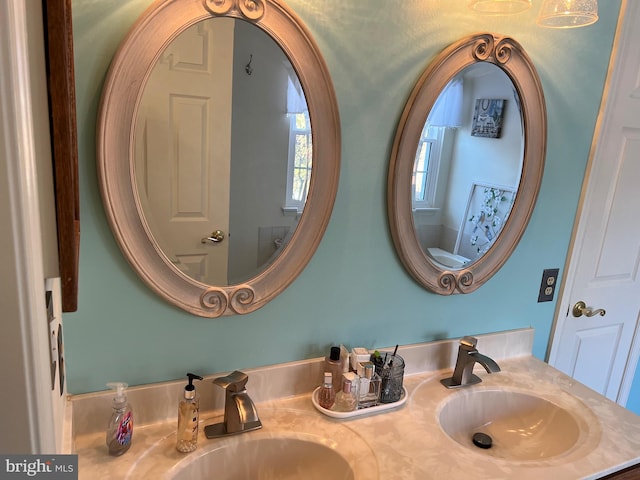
[134,16,310,287]
[388,33,546,295]
[98,0,340,316]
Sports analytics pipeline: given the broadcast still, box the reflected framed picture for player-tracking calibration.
[454,182,516,261]
[471,98,506,138]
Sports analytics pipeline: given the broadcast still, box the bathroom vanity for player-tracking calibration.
[68,329,640,479]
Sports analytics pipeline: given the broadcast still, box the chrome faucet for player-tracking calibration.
[440,336,501,388]
[204,370,262,438]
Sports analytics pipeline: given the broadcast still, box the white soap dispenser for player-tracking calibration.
[106,382,133,456]
[176,373,203,453]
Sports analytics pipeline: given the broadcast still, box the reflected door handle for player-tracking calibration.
[201,230,225,244]
[572,301,606,318]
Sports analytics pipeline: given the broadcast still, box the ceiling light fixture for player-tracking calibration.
[537,0,598,28]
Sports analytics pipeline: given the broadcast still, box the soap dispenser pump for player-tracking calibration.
[176,373,203,453]
[106,382,133,456]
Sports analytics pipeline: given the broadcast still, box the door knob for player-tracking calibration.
[572,301,606,318]
[201,230,225,244]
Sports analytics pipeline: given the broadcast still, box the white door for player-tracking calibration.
[548,0,640,404]
[135,19,234,285]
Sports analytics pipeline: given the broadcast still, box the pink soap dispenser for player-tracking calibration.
[106,382,133,456]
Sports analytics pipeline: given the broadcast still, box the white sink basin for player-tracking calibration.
[438,389,584,461]
[169,436,353,480]
[125,408,377,480]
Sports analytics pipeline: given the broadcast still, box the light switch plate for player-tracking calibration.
[45,288,56,390]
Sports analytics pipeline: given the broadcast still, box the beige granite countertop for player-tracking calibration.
[70,330,640,479]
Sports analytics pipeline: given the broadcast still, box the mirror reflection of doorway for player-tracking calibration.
[135,19,234,285]
[134,18,308,286]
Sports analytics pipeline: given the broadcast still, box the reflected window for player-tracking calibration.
[285,76,311,213]
[412,125,444,209]
[286,111,312,212]
[412,77,464,211]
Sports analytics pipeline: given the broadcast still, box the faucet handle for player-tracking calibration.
[213,370,249,392]
[460,336,478,349]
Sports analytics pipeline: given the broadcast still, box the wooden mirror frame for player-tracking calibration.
[387,33,546,295]
[97,0,340,317]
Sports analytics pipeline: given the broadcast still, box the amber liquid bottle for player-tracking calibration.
[318,372,336,409]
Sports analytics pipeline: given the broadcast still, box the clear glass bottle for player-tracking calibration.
[343,371,360,402]
[318,372,336,409]
[176,373,203,453]
[106,382,133,456]
[358,363,381,408]
[333,379,357,412]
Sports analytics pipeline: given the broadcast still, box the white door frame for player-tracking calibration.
[547,0,638,405]
[0,0,56,452]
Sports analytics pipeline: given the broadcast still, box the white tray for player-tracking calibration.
[311,386,408,419]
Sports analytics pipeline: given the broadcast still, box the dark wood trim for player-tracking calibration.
[600,464,640,479]
[42,0,80,312]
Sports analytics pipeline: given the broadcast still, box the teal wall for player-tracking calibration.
[67,0,623,395]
